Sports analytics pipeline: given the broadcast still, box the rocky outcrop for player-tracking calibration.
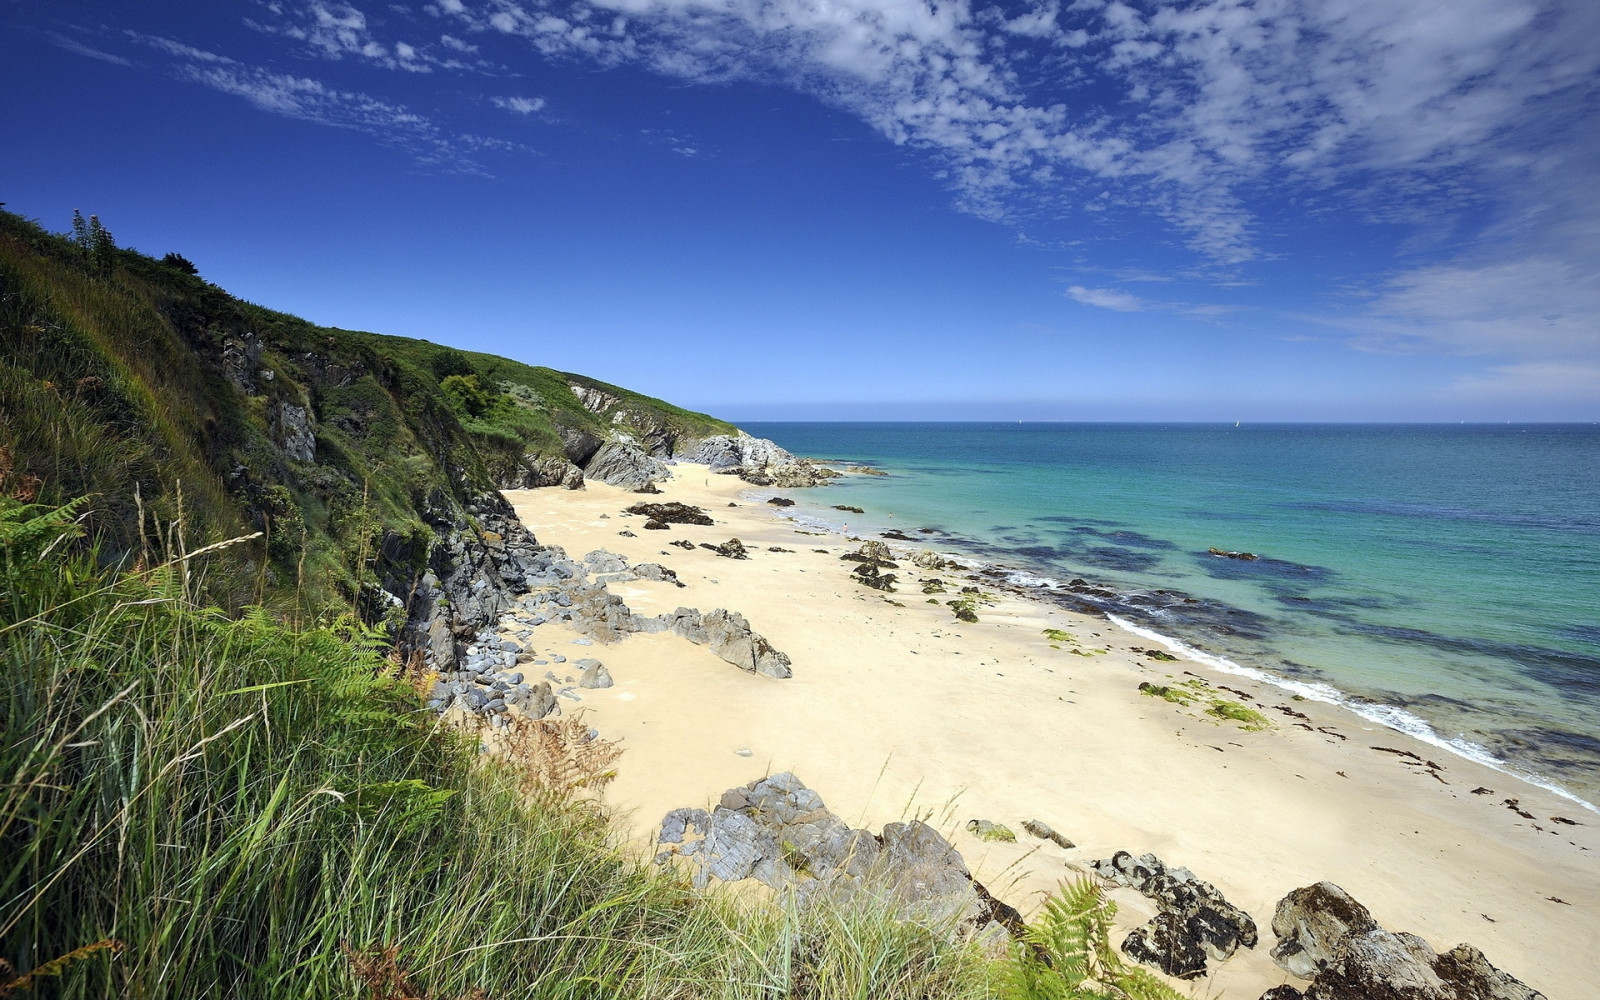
[677,433,839,488]
[584,439,669,489]
[657,773,1021,942]
[1271,882,1379,980]
[1093,851,1257,979]
[1261,884,1545,1000]
[398,491,575,672]
[271,400,316,462]
[560,426,604,466]
[569,382,622,414]
[501,454,584,490]
[625,501,714,526]
[666,607,792,678]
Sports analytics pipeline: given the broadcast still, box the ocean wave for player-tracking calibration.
[1106,615,1600,815]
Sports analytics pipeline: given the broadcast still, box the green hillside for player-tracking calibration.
[0,207,732,620]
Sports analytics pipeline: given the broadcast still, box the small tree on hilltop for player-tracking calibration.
[70,210,117,276]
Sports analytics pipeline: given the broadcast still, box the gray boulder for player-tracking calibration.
[501,454,584,490]
[585,439,668,489]
[665,607,793,678]
[657,773,1020,940]
[1271,881,1379,980]
[1262,883,1546,1000]
[577,660,613,689]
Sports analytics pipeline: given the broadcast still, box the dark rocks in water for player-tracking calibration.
[644,519,669,530]
[669,538,695,550]
[882,529,916,541]
[845,465,889,476]
[1093,851,1257,977]
[834,505,865,513]
[1020,818,1075,849]
[665,607,792,678]
[627,501,714,525]
[1265,883,1545,1000]
[700,538,749,559]
[1271,881,1378,980]
[1209,547,1259,561]
[657,773,1019,943]
[767,496,796,507]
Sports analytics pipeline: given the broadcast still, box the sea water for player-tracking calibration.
[740,422,1600,808]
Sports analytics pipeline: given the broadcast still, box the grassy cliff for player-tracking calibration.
[0,207,732,619]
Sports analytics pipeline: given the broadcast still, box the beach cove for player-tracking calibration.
[500,465,1598,998]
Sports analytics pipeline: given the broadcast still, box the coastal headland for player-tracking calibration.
[502,465,1599,998]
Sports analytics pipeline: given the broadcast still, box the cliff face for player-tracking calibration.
[0,209,738,664]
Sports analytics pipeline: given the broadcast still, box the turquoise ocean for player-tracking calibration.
[741,423,1600,809]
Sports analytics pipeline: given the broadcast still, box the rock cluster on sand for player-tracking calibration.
[625,501,715,525]
[664,608,792,678]
[657,773,1022,943]
[1261,882,1544,1000]
[423,543,793,728]
[1092,850,1258,979]
[678,433,840,487]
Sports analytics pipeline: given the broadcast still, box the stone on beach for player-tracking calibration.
[657,773,1021,941]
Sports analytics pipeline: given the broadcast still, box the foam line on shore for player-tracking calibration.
[1108,614,1600,815]
[769,488,1600,815]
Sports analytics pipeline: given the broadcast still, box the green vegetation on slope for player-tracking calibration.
[0,497,1001,999]
[0,207,732,619]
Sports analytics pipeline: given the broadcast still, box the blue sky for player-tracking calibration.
[4,0,1597,420]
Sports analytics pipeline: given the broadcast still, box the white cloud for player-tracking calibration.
[492,95,547,113]
[135,36,498,172]
[1067,285,1145,311]
[50,33,134,65]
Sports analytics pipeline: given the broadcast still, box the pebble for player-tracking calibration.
[552,655,567,663]
[735,748,754,757]
[571,638,593,646]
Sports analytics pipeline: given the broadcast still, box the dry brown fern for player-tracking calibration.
[498,710,624,798]
[342,943,489,1000]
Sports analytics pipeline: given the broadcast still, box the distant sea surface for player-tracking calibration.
[741,422,1600,808]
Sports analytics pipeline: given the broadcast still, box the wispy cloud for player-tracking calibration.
[49,32,133,66]
[492,95,546,114]
[1067,285,1146,312]
[125,32,508,172]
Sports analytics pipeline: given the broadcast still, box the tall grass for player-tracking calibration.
[0,500,1003,999]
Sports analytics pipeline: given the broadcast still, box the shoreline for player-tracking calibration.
[502,463,1599,998]
[759,482,1600,816]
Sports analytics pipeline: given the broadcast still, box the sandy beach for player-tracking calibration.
[503,465,1600,998]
